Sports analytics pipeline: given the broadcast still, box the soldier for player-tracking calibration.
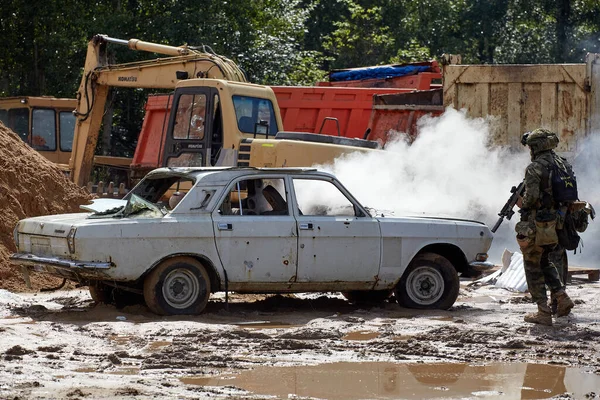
[516,128,575,326]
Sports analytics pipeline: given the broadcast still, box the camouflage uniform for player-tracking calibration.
[516,129,574,325]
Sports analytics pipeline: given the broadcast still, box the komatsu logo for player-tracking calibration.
[118,76,137,82]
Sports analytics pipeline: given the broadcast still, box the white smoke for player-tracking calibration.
[569,133,600,267]
[316,108,599,267]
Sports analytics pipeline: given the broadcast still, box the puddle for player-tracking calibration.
[109,334,133,345]
[375,319,397,326]
[468,296,497,303]
[75,367,97,373]
[180,362,600,399]
[342,331,380,341]
[180,376,215,386]
[146,341,172,351]
[107,367,140,375]
[233,321,299,329]
[1,316,37,325]
[391,335,412,341]
[429,316,454,322]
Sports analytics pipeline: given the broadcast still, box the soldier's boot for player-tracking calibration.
[524,303,552,326]
[555,290,574,317]
[550,293,558,315]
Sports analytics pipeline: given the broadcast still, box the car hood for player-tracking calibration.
[377,215,486,227]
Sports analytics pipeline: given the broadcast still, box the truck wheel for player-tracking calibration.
[144,257,211,315]
[342,290,391,304]
[395,253,459,310]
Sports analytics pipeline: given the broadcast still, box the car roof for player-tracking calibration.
[145,166,335,183]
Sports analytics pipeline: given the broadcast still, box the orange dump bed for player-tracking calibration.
[272,86,414,138]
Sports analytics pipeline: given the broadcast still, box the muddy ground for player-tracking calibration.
[1,277,599,400]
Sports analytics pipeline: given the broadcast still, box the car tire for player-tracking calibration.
[144,257,211,315]
[89,282,144,308]
[89,281,112,303]
[342,290,391,304]
[395,253,459,310]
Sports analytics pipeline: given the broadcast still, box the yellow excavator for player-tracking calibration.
[70,35,379,187]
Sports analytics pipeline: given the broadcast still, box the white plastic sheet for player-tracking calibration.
[472,249,528,292]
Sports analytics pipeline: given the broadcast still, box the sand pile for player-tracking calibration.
[0,122,91,291]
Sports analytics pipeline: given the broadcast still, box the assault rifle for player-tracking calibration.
[491,181,525,233]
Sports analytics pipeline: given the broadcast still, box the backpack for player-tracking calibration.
[549,155,578,203]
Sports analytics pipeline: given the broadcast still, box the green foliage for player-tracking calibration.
[2,0,600,157]
[322,1,395,68]
[390,40,432,64]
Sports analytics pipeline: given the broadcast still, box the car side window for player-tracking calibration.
[293,178,356,217]
[218,178,288,216]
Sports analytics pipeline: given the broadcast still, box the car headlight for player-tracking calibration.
[13,225,19,250]
[67,227,77,254]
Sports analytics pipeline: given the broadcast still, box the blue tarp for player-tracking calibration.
[330,65,431,82]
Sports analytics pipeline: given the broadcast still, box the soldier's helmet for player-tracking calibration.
[521,128,559,154]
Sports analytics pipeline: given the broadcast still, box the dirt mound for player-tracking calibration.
[0,122,91,291]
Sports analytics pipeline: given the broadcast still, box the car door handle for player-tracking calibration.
[299,223,313,230]
[218,223,233,230]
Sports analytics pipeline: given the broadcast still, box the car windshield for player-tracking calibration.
[121,194,164,217]
[89,174,195,219]
[88,194,164,219]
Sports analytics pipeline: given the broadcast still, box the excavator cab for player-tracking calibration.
[161,79,283,169]
[163,87,216,168]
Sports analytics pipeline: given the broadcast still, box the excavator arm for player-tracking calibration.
[70,34,247,187]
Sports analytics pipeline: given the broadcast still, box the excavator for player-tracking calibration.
[70,35,379,187]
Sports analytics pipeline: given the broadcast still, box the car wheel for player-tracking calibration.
[143,257,211,315]
[395,253,459,310]
[89,282,144,308]
[89,281,112,303]
[342,290,392,304]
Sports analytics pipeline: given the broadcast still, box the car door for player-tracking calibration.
[212,176,298,283]
[291,177,381,285]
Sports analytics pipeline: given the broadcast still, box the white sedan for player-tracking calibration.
[11,167,493,315]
